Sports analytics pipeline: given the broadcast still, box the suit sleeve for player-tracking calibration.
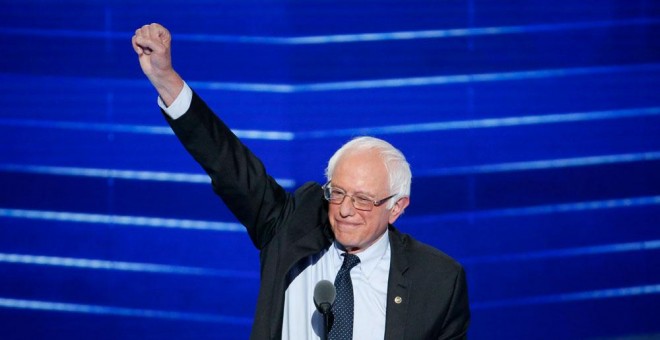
[164,90,288,249]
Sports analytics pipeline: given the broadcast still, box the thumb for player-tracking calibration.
[131,35,143,55]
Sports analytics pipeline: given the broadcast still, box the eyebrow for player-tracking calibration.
[331,183,376,198]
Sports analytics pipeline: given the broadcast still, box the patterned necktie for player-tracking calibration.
[329,253,361,340]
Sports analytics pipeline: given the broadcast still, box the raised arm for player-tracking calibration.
[131,23,291,249]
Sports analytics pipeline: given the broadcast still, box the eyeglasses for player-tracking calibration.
[322,181,396,211]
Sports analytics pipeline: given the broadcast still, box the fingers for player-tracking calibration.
[132,23,170,55]
[138,23,170,45]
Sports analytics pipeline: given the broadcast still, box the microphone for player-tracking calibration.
[314,280,336,340]
[314,280,336,314]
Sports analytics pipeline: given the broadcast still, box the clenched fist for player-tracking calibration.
[132,23,183,106]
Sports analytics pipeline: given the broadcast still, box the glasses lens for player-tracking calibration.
[326,187,344,203]
[323,183,377,211]
[352,196,373,211]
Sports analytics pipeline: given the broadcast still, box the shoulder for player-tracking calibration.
[390,227,464,276]
[388,227,470,338]
[294,181,323,197]
[292,181,326,211]
[279,181,329,232]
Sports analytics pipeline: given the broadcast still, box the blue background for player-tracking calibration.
[1,0,659,339]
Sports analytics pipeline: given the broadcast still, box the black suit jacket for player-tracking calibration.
[165,91,470,339]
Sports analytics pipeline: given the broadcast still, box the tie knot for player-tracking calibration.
[341,253,360,271]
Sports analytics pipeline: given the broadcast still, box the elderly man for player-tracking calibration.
[132,23,469,340]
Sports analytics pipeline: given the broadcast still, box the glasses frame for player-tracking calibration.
[322,181,397,211]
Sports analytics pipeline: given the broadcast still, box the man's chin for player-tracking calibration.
[335,237,367,254]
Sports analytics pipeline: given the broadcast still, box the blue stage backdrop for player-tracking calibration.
[1,1,659,339]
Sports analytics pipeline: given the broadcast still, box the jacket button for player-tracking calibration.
[394,296,402,304]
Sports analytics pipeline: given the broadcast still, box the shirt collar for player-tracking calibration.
[332,230,390,278]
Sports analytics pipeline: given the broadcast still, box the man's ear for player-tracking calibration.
[388,196,410,224]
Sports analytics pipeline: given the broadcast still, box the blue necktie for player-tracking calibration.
[329,253,360,340]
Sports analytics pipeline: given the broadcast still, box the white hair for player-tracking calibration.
[325,136,411,209]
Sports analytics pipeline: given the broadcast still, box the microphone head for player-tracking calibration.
[313,280,336,314]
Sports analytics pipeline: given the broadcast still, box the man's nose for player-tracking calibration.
[339,195,356,217]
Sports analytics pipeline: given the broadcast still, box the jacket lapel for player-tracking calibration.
[384,226,410,339]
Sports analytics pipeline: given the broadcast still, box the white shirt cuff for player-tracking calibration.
[158,82,193,120]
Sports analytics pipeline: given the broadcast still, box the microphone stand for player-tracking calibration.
[319,302,332,340]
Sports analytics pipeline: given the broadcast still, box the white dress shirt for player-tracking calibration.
[281,231,390,340]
